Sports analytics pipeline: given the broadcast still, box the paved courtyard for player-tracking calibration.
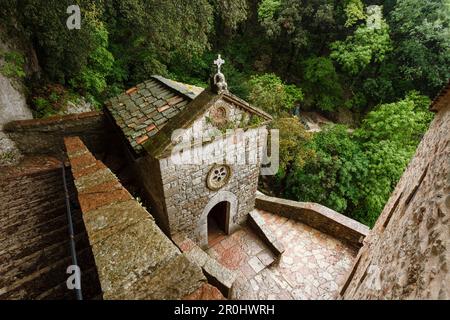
[206,210,357,300]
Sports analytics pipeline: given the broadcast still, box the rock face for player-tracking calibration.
[340,84,450,300]
[0,73,30,165]
[0,74,31,129]
[0,35,33,165]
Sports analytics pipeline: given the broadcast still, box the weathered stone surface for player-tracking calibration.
[203,258,236,298]
[340,86,450,300]
[207,210,357,300]
[248,210,285,258]
[65,137,208,300]
[115,254,206,300]
[5,112,109,157]
[82,200,152,245]
[173,232,235,298]
[183,283,226,300]
[255,192,369,250]
[0,156,102,300]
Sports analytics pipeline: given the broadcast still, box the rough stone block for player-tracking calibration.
[92,219,180,296]
[112,254,207,300]
[203,259,236,299]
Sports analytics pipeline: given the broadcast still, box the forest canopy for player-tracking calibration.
[1,0,448,226]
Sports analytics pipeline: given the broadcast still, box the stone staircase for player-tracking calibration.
[0,163,102,299]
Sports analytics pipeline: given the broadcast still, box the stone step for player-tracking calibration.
[0,208,82,244]
[0,168,61,187]
[35,281,76,300]
[0,197,66,228]
[35,264,102,300]
[0,202,82,242]
[0,191,80,234]
[0,171,63,200]
[0,231,91,288]
[0,242,94,300]
[0,218,86,263]
[0,183,65,211]
[0,256,72,299]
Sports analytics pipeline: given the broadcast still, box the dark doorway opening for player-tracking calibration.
[207,201,229,246]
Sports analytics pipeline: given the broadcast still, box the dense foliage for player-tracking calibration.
[0,0,447,226]
[284,93,433,226]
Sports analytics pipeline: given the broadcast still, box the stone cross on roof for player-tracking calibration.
[214,54,225,73]
[211,54,228,94]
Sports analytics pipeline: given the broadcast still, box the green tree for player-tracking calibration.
[210,0,249,33]
[247,73,303,117]
[272,117,313,174]
[301,56,344,111]
[69,5,114,98]
[285,125,368,214]
[17,0,100,83]
[258,0,341,71]
[387,0,450,95]
[344,0,365,27]
[355,91,433,150]
[352,92,433,225]
[331,6,392,75]
[263,116,313,196]
[105,0,214,84]
[258,0,281,21]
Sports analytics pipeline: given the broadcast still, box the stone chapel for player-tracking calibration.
[105,56,272,248]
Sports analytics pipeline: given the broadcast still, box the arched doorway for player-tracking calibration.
[207,201,230,246]
[197,191,238,248]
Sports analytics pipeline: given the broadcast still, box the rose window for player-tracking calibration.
[207,164,231,191]
[210,104,228,126]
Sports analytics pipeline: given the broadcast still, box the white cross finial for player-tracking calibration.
[214,54,225,73]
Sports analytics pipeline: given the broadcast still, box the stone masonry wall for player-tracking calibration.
[135,155,171,234]
[157,101,266,247]
[160,131,263,247]
[340,93,449,299]
[5,112,109,156]
[64,136,212,300]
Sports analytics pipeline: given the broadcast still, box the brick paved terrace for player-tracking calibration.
[206,209,357,300]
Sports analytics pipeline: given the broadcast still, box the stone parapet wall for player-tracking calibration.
[340,90,450,300]
[172,233,232,299]
[255,193,369,249]
[5,112,109,156]
[247,210,285,259]
[64,136,209,300]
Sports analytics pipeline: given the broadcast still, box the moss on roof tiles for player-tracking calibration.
[105,75,272,158]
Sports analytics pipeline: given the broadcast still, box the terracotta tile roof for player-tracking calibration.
[105,76,204,154]
[105,75,272,158]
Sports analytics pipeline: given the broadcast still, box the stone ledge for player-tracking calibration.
[247,210,285,260]
[3,111,103,130]
[255,192,369,249]
[172,233,234,298]
[65,137,208,300]
[111,254,207,300]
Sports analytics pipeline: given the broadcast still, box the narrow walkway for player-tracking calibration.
[207,210,357,300]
